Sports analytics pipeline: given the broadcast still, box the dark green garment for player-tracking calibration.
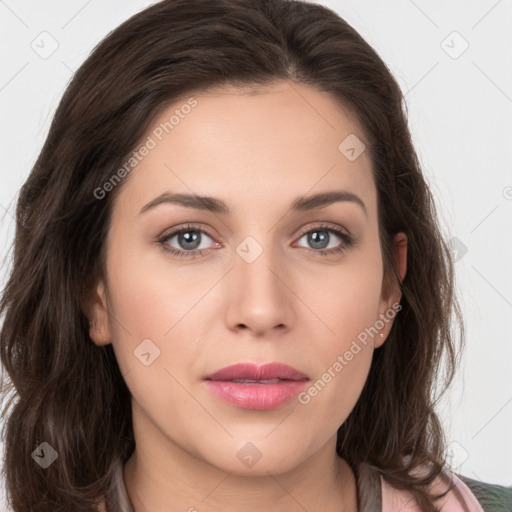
[456,473,512,512]
[357,462,512,512]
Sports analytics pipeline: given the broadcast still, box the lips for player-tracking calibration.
[203,362,309,410]
[203,362,309,382]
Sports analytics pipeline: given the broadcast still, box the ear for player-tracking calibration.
[375,232,407,348]
[86,278,112,346]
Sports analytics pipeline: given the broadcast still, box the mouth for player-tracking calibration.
[203,362,309,410]
[228,378,288,384]
[203,362,309,382]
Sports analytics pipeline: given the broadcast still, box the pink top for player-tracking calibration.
[381,469,484,512]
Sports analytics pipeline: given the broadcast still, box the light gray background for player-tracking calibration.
[1,1,511,509]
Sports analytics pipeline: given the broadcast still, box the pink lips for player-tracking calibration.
[203,362,309,411]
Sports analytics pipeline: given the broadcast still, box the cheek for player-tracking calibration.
[104,235,215,391]
[298,253,383,345]
[104,253,204,424]
[300,294,377,433]
[297,257,383,420]
[105,231,202,337]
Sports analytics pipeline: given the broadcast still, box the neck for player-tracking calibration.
[123,442,358,512]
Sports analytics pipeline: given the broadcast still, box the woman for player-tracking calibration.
[1,0,510,510]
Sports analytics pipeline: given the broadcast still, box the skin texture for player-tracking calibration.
[88,80,407,512]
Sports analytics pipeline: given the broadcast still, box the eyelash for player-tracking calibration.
[156,223,354,259]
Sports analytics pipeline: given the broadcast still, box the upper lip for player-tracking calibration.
[203,362,309,381]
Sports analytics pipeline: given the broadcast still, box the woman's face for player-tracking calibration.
[89,80,406,476]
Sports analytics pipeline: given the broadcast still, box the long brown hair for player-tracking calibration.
[0,0,465,510]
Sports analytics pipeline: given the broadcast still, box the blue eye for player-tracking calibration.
[295,225,353,256]
[157,223,217,259]
[157,223,353,259]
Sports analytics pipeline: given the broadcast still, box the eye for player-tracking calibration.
[294,224,353,256]
[157,224,219,259]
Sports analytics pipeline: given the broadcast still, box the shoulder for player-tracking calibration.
[380,466,509,512]
[455,473,512,512]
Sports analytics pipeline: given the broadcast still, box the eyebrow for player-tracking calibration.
[139,189,367,217]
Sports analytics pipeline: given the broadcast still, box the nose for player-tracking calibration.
[224,239,295,337]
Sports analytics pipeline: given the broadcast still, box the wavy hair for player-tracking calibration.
[0,0,465,510]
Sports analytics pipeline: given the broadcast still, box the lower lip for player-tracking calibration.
[204,380,308,410]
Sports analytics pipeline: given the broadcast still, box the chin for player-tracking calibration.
[200,443,307,476]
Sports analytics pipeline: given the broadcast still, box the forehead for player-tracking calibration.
[113,80,376,219]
